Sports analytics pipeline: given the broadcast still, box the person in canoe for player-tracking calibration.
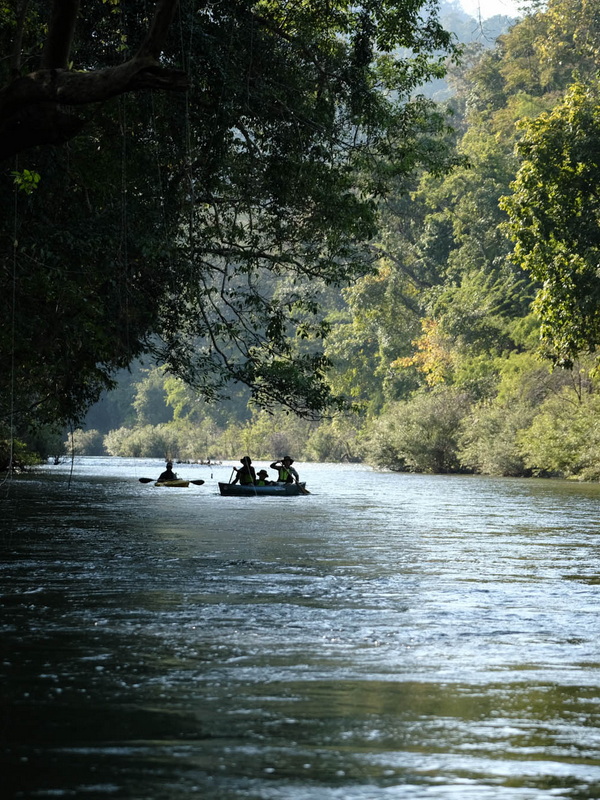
[256,469,273,486]
[157,461,178,482]
[270,456,300,484]
[232,456,256,485]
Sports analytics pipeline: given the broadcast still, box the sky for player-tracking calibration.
[459,0,524,19]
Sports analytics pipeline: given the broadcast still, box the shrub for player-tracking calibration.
[103,425,178,458]
[518,391,600,479]
[174,420,225,462]
[65,428,105,456]
[237,411,315,460]
[458,402,534,476]
[305,419,362,462]
[0,437,43,470]
[364,387,472,473]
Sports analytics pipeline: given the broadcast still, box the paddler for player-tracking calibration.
[157,461,177,482]
[232,456,256,485]
[269,456,300,484]
[256,469,272,486]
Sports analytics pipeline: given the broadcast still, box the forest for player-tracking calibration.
[3,0,600,481]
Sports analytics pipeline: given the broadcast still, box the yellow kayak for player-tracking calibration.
[138,477,204,487]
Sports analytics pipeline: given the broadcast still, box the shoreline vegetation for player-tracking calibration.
[4,4,600,487]
[6,367,600,484]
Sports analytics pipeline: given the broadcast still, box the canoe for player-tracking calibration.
[218,481,307,497]
[154,479,190,487]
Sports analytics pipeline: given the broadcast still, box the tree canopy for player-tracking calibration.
[502,80,600,365]
[1,0,459,432]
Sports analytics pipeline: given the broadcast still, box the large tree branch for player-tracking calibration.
[0,0,186,162]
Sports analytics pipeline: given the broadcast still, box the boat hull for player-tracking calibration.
[154,480,190,487]
[218,482,307,497]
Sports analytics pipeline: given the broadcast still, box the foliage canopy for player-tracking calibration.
[0,0,459,431]
[502,80,600,364]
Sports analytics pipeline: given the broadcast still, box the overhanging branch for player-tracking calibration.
[0,0,187,161]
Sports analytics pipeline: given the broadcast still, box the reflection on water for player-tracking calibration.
[2,458,600,798]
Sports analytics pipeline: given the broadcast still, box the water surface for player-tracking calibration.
[2,459,600,798]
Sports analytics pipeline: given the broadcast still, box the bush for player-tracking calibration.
[173,420,225,462]
[103,425,179,458]
[22,425,66,462]
[305,419,362,462]
[65,428,105,456]
[364,387,472,473]
[237,410,315,460]
[98,412,365,464]
[0,437,43,470]
[518,391,600,479]
[458,402,534,476]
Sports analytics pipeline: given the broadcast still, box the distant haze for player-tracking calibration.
[459,0,522,18]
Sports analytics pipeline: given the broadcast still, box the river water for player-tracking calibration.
[2,458,600,799]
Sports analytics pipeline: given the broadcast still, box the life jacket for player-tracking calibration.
[239,468,254,485]
[256,479,267,486]
[277,466,293,483]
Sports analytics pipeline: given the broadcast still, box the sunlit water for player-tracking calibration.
[2,458,600,799]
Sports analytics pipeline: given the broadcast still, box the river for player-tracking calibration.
[2,458,600,799]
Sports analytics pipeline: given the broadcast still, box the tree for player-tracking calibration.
[0,0,186,160]
[132,367,173,426]
[539,0,600,87]
[1,0,460,435]
[501,80,600,364]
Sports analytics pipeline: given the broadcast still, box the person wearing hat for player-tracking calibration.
[157,461,178,482]
[256,469,272,486]
[232,456,256,485]
[270,456,299,484]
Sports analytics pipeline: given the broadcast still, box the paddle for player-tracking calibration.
[298,484,311,495]
[138,478,205,485]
